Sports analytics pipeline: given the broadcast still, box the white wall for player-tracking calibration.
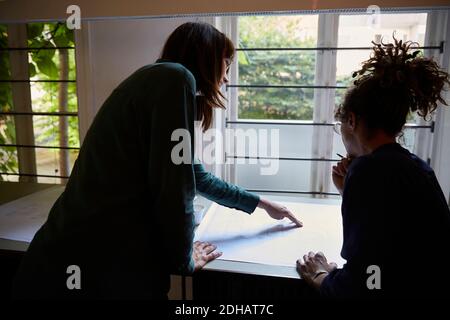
[3,0,450,23]
[435,101,450,205]
[432,58,450,205]
[430,10,450,205]
[75,17,197,141]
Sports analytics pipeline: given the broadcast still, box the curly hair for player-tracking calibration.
[336,37,450,136]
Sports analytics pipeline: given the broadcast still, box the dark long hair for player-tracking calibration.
[336,37,450,136]
[160,22,235,131]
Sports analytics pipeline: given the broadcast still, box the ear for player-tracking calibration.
[347,112,357,132]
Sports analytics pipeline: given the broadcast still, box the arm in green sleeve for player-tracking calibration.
[193,159,260,214]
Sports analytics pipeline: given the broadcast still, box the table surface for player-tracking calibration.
[0,184,64,251]
[0,183,343,279]
[0,182,56,205]
[197,195,342,279]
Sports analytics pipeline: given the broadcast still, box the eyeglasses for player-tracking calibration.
[224,58,231,74]
[333,122,342,135]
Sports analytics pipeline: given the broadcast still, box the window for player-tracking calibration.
[236,15,318,120]
[335,13,427,106]
[223,11,442,197]
[0,22,80,184]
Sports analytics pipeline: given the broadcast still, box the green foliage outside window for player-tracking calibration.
[27,23,79,149]
[0,22,79,181]
[0,24,17,176]
[238,16,355,121]
[238,16,316,120]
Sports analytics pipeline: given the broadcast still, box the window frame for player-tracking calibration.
[217,9,447,198]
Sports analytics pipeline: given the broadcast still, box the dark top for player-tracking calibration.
[320,143,450,299]
[13,61,259,299]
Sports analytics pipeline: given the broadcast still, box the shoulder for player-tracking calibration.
[370,144,434,177]
[345,144,434,189]
[118,61,197,97]
[147,62,196,92]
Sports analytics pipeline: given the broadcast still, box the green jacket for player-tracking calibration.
[13,61,259,299]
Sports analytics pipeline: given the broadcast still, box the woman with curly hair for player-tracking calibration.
[297,38,450,299]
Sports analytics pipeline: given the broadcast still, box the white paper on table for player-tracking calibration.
[194,201,347,268]
[0,186,63,242]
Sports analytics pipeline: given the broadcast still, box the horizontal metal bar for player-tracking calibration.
[0,143,80,150]
[0,46,75,51]
[409,124,435,129]
[0,79,76,83]
[227,120,333,126]
[226,120,433,129]
[0,111,78,116]
[227,84,347,89]
[227,155,340,162]
[246,189,340,196]
[0,172,69,179]
[237,44,442,52]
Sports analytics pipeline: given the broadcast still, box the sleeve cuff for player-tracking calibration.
[238,191,260,214]
[318,268,337,297]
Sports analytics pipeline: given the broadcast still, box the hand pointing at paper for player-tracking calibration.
[257,198,303,227]
[192,199,302,272]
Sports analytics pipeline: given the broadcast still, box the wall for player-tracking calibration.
[75,17,196,140]
[1,0,450,23]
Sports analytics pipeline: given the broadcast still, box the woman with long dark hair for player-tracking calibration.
[297,38,450,299]
[13,22,301,300]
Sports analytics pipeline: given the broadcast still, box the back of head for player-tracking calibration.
[336,37,450,136]
[160,22,235,130]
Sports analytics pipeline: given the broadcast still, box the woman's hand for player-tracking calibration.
[192,241,222,272]
[332,157,351,195]
[258,198,303,227]
[296,251,337,290]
